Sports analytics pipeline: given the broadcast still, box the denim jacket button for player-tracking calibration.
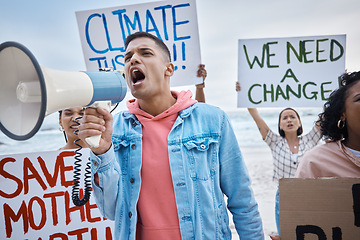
[93,161,99,167]
[130,178,135,183]
[131,144,136,150]
[200,144,206,149]
[128,212,132,218]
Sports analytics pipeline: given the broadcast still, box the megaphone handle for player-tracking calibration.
[85,101,111,148]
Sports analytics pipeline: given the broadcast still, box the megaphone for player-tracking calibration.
[0,41,127,147]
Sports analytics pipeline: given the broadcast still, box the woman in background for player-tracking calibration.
[296,71,360,178]
[58,107,87,150]
[236,82,322,238]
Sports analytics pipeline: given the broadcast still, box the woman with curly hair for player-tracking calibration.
[296,71,360,178]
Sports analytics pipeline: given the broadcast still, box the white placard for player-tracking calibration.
[76,0,202,87]
[0,149,114,239]
[237,34,346,108]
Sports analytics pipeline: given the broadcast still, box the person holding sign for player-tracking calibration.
[296,71,360,178]
[236,82,322,237]
[194,64,207,103]
[58,107,87,150]
[78,32,264,240]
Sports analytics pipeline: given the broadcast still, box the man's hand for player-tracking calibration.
[78,106,113,155]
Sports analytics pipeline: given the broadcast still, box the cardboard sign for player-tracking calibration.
[76,0,202,87]
[0,149,114,239]
[237,34,346,108]
[279,178,360,240]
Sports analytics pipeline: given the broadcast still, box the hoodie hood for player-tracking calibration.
[126,90,197,121]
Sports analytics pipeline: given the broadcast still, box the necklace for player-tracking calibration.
[294,145,297,149]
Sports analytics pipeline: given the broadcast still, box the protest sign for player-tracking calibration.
[0,149,114,239]
[76,0,202,87]
[279,178,360,240]
[237,34,346,108]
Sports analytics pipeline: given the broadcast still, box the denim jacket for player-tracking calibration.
[90,103,264,240]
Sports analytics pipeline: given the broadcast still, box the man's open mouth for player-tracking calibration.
[131,69,145,85]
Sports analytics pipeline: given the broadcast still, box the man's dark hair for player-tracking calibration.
[318,71,360,141]
[124,32,171,62]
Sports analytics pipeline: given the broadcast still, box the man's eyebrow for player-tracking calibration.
[139,47,153,51]
[125,47,154,58]
[124,51,132,57]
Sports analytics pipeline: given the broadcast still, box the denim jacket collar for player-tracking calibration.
[121,102,198,124]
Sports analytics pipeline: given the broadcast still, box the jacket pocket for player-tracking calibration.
[217,203,231,238]
[183,137,218,181]
[112,138,130,175]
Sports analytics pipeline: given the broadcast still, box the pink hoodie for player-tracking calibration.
[127,90,196,240]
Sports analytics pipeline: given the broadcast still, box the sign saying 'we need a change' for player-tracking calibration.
[76,0,202,87]
[237,34,346,108]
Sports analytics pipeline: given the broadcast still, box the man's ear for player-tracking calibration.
[165,62,174,77]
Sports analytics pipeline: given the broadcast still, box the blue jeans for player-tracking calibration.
[275,188,280,235]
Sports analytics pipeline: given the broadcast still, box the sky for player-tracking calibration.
[1,0,360,112]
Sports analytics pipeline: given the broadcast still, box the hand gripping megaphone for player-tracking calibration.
[0,41,127,147]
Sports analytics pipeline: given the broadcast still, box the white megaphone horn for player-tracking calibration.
[0,41,127,147]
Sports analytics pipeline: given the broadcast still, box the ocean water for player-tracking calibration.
[0,107,323,156]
